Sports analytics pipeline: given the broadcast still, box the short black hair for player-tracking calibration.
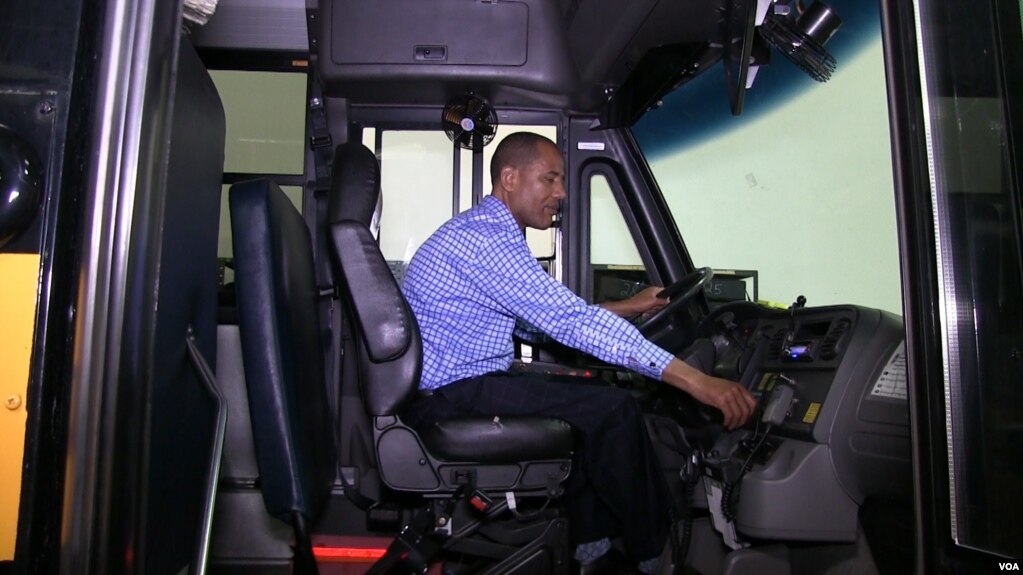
[490,132,556,185]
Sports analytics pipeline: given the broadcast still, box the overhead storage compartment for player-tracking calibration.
[316,0,577,106]
[328,0,528,66]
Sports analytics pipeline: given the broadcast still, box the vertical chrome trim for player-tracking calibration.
[909,0,962,543]
[61,0,157,571]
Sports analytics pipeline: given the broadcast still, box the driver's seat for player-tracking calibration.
[328,145,576,573]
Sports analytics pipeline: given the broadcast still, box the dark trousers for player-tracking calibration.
[403,371,671,562]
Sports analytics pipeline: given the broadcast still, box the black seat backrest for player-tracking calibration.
[230,179,337,520]
[328,142,382,228]
[331,221,422,416]
[313,141,381,295]
[325,142,384,491]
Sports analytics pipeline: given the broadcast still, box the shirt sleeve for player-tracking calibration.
[463,231,675,379]
[513,319,547,343]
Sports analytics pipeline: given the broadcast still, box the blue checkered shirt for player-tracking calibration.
[402,195,676,391]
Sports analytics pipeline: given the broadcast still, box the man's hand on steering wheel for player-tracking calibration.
[637,267,713,336]
[600,286,669,318]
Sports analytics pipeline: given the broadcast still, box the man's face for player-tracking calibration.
[505,142,566,230]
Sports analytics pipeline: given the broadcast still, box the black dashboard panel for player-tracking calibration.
[692,301,912,542]
[514,299,912,543]
[696,302,908,446]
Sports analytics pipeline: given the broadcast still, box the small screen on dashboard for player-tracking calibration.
[788,344,810,359]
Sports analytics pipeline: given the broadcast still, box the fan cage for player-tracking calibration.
[441,95,499,150]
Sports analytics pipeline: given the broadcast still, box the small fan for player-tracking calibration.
[442,93,499,151]
[759,1,842,82]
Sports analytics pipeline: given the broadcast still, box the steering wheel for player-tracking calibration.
[637,267,714,338]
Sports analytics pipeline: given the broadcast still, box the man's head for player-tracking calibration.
[490,132,565,230]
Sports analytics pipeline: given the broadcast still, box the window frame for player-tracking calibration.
[579,161,661,304]
[349,107,566,275]
[199,48,311,191]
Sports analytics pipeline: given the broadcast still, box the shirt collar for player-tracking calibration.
[480,195,521,232]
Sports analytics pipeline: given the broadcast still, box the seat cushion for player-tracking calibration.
[420,416,574,463]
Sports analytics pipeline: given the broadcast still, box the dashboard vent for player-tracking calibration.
[767,327,788,360]
[819,318,851,360]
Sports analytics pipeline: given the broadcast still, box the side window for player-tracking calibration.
[587,172,649,304]
[586,172,758,308]
[363,129,455,284]
[362,123,560,283]
[210,70,307,287]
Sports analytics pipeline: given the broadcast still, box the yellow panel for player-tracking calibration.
[803,402,823,425]
[0,253,40,561]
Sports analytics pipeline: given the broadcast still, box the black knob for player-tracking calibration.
[0,125,44,249]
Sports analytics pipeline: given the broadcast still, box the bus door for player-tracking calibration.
[883,0,1023,570]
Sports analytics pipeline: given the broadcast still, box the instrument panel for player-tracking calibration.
[514,299,913,543]
[690,301,912,543]
[696,301,908,446]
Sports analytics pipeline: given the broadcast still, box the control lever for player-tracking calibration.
[785,295,807,346]
[761,379,795,426]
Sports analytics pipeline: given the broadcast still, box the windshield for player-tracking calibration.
[632,1,902,316]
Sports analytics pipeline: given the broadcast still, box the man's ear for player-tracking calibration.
[500,165,518,191]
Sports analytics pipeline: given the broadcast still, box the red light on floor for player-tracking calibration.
[313,546,388,562]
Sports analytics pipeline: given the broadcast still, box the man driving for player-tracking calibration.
[401,132,756,574]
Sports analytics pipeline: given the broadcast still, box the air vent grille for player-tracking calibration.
[819,318,851,360]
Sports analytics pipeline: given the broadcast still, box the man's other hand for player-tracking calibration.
[601,286,669,318]
[662,358,757,429]
[686,373,757,430]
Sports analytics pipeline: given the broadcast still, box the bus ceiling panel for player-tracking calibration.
[598,43,712,129]
[190,0,309,52]
[313,0,727,113]
[317,0,578,108]
[186,0,728,114]
[565,0,722,88]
